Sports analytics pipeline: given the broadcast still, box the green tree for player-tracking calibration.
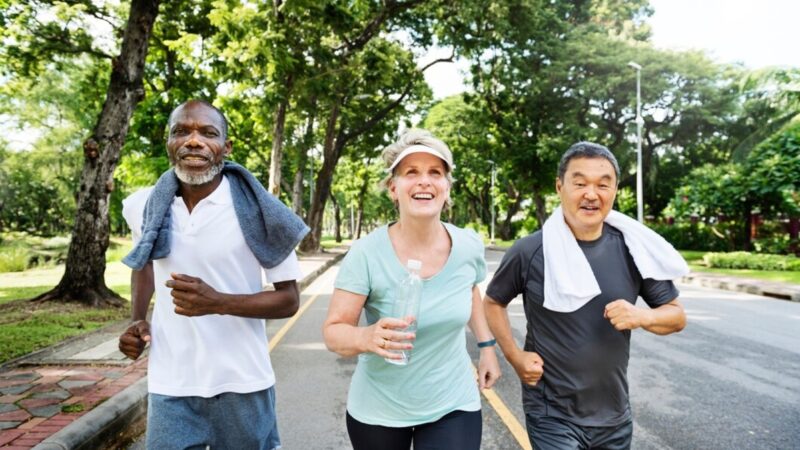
[553,30,743,216]
[743,122,800,218]
[2,0,161,306]
[422,95,502,232]
[0,56,105,235]
[295,0,457,252]
[731,68,800,161]
[668,122,800,250]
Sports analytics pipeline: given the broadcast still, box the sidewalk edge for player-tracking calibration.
[679,273,800,302]
[297,250,346,293]
[33,378,147,450]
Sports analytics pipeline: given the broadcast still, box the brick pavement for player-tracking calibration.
[0,360,147,448]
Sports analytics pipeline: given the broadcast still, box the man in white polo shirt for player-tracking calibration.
[118,99,309,450]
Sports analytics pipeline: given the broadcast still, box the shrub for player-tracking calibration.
[703,252,800,271]
[651,221,742,252]
[753,235,798,255]
[0,247,30,272]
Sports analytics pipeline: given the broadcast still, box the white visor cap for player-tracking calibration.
[387,144,455,173]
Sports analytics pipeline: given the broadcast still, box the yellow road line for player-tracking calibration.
[269,294,320,351]
[474,365,532,450]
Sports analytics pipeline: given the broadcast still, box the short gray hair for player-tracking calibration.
[557,141,620,183]
[168,99,229,140]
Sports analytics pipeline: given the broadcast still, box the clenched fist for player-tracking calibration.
[118,320,151,360]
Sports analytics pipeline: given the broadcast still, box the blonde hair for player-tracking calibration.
[380,128,455,208]
[381,129,454,185]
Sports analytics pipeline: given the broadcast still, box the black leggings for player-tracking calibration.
[346,409,482,450]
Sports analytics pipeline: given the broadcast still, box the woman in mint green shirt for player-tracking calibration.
[323,129,500,450]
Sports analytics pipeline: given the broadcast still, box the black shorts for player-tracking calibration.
[526,413,633,450]
[346,409,482,450]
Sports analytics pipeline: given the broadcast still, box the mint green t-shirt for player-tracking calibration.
[334,223,487,427]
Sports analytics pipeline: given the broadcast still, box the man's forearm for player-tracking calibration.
[130,262,154,321]
[219,280,300,319]
[642,300,686,335]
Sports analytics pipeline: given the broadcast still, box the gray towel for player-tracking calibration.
[122,161,310,270]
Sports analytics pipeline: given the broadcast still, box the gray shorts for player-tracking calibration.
[146,387,280,450]
[526,413,633,450]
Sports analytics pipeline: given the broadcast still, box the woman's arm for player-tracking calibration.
[322,288,413,360]
[468,285,501,389]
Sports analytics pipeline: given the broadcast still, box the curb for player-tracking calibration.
[297,249,346,292]
[33,379,147,450]
[680,273,800,302]
[30,250,347,450]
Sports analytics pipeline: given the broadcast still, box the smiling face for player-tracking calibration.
[167,101,231,186]
[388,152,450,221]
[556,156,618,240]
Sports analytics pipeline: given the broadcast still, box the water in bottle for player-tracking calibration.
[385,259,422,365]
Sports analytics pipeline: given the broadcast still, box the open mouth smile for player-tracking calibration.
[177,152,212,168]
[411,192,434,200]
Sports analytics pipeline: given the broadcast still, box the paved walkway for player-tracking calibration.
[0,249,345,449]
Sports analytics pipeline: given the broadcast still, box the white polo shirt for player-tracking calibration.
[122,176,302,397]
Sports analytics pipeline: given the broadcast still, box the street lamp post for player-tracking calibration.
[487,159,496,244]
[628,61,644,223]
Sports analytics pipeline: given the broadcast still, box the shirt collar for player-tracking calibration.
[173,174,232,207]
[204,175,232,205]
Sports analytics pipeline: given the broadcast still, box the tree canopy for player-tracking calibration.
[1,0,798,306]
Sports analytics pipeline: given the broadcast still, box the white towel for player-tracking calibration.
[542,206,689,313]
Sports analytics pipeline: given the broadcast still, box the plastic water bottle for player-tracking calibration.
[385,259,422,366]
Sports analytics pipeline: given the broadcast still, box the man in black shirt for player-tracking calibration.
[485,142,686,450]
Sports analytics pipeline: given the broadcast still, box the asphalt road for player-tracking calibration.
[128,249,800,449]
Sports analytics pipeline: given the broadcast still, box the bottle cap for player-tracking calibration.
[406,259,422,271]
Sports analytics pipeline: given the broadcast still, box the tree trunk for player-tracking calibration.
[533,192,547,230]
[299,100,341,253]
[498,194,522,241]
[330,192,342,243]
[356,207,365,239]
[32,0,160,307]
[354,167,371,239]
[291,160,306,217]
[267,0,293,196]
[268,73,294,196]
[743,209,753,251]
[292,103,316,216]
[789,217,799,256]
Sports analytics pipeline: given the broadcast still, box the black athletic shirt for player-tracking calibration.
[486,224,679,427]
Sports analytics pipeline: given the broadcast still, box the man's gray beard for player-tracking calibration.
[174,161,224,185]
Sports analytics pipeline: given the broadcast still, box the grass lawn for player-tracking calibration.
[679,250,800,284]
[0,296,129,363]
[685,265,800,284]
[485,238,515,249]
[320,237,352,250]
[0,238,134,364]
